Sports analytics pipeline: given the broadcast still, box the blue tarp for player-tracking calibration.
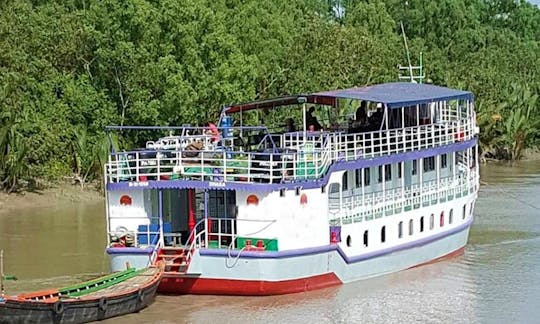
[313,82,473,108]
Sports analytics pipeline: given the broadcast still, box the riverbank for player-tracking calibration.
[0,184,103,216]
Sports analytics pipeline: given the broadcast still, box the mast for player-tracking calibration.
[398,22,424,84]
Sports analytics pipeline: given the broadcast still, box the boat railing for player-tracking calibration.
[185,217,277,253]
[106,118,475,184]
[329,172,476,225]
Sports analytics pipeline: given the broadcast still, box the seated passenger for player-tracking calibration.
[306,106,322,131]
[285,118,296,132]
[206,122,220,143]
[349,102,368,132]
[368,106,384,131]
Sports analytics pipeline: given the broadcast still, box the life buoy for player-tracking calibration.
[98,297,108,311]
[53,301,64,315]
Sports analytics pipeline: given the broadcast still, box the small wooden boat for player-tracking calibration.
[0,265,163,324]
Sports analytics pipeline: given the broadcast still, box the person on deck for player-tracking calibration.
[285,118,296,132]
[306,106,322,131]
[206,122,220,143]
[350,102,368,132]
[368,106,385,131]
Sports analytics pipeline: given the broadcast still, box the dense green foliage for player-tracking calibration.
[0,0,539,191]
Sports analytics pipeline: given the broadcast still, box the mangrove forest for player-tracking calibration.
[1,0,539,192]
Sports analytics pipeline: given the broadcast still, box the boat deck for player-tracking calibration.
[106,120,475,185]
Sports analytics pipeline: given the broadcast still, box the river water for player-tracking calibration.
[1,162,539,323]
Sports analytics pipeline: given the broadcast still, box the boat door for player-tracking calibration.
[204,190,237,247]
[404,160,413,187]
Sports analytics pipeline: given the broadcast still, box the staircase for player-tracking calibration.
[155,247,189,274]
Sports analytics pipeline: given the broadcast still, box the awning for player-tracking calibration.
[224,82,473,114]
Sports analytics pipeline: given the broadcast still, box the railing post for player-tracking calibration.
[157,151,161,181]
[136,152,140,181]
[248,153,251,182]
[269,153,273,183]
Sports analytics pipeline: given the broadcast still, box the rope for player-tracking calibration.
[225,243,246,269]
[480,179,540,211]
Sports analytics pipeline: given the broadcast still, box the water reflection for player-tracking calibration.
[0,201,107,293]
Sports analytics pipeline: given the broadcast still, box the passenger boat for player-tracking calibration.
[103,82,479,295]
[0,266,163,323]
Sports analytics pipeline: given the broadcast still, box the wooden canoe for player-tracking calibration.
[0,265,163,324]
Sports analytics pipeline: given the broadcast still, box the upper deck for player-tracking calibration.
[105,83,477,189]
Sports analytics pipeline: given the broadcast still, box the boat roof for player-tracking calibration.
[224,82,473,114]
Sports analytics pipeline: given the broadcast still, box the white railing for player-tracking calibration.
[106,118,475,184]
[329,172,477,225]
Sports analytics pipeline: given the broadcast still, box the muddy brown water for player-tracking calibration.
[1,161,539,323]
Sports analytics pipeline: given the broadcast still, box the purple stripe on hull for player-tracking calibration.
[200,217,474,264]
[106,247,154,255]
[107,138,477,192]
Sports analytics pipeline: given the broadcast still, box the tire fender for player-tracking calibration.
[53,301,64,315]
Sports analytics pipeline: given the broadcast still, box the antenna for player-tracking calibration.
[398,22,424,83]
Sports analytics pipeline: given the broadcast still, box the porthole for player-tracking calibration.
[440,212,445,227]
[346,235,352,247]
[363,230,368,247]
[300,193,308,205]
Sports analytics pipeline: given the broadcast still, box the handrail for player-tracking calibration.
[105,119,476,184]
[185,230,206,266]
[328,172,477,225]
[184,218,206,246]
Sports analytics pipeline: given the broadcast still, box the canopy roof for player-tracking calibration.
[224,82,473,114]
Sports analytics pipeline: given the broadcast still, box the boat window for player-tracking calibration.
[280,188,286,197]
[420,216,424,232]
[440,212,445,227]
[363,230,368,247]
[430,214,434,230]
[346,235,352,247]
[462,204,466,219]
[385,165,392,181]
[409,219,413,235]
[321,185,326,193]
[449,209,453,224]
[355,169,361,188]
[364,168,371,185]
[295,187,301,196]
[381,226,386,243]
[398,162,403,178]
[398,221,403,238]
[469,202,474,216]
[412,160,417,175]
[441,154,448,168]
[423,157,435,172]
[342,172,348,191]
[378,165,392,182]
